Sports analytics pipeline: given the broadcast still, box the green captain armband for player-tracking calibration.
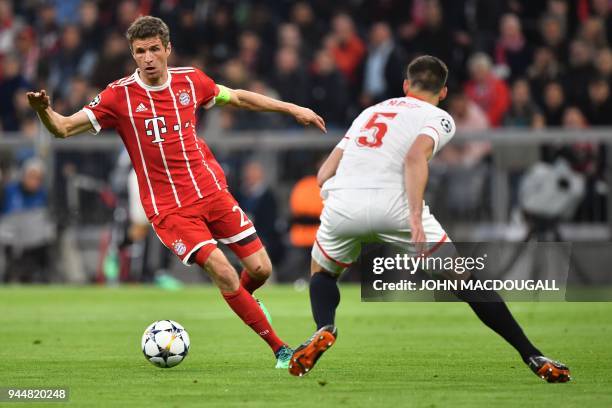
[215,85,231,106]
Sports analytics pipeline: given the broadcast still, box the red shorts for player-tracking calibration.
[151,189,262,266]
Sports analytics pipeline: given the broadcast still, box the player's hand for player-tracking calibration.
[410,216,426,255]
[292,106,327,133]
[26,90,51,112]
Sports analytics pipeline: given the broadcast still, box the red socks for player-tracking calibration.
[240,269,266,294]
[222,286,284,353]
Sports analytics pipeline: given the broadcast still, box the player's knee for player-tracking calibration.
[248,257,272,281]
[242,249,272,280]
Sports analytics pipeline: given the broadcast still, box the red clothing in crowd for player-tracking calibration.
[464,75,511,127]
[330,34,366,84]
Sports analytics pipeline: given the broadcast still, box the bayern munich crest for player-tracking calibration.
[173,239,187,256]
[178,91,191,106]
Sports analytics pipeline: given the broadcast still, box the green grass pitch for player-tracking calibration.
[1,285,611,407]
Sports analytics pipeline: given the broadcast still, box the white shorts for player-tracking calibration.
[312,189,450,276]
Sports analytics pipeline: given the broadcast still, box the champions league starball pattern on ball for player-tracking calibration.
[141,320,190,368]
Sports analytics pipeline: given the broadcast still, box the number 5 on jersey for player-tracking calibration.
[356,112,398,148]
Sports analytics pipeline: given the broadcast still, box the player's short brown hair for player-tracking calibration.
[406,55,448,93]
[126,16,170,49]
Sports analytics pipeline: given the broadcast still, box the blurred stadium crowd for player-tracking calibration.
[1,0,612,282]
[1,0,612,132]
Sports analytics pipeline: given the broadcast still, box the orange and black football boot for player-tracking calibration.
[527,355,571,383]
[289,325,337,377]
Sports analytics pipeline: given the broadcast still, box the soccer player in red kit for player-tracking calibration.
[26,16,326,368]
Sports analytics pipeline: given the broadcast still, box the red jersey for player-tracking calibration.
[82,67,228,220]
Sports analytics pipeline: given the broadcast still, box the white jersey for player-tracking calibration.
[323,96,456,191]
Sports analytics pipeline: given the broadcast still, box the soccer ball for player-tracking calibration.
[141,320,190,368]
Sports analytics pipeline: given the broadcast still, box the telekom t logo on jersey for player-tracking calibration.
[144,116,167,143]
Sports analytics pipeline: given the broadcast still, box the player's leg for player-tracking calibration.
[239,246,272,294]
[193,246,290,359]
[206,191,277,327]
[205,197,272,317]
[237,247,274,322]
[206,189,271,294]
[151,207,289,366]
[420,210,570,382]
[309,258,342,329]
[201,247,293,368]
[193,245,238,291]
[288,258,340,377]
[451,275,569,382]
[377,193,570,382]
[306,190,364,329]
[289,206,361,376]
[204,190,293,366]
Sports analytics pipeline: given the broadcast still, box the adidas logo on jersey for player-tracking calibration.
[135,103,148,112]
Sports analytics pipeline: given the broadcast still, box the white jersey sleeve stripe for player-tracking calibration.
[168,82,203,199]
[419,125,440,154]
[203,97,216,110]
[185,75,222,191]
[124,87,158,215]
[336,136,350,150]
[145,89,182,207]
[118,76,136,85]
[81,107,101,134]
[111,78,136,88]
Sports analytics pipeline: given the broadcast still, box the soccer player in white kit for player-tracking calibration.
[289,56,570,383]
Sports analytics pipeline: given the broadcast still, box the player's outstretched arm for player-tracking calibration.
[26,90,93,138]
[219,85,327,132]
[404,135,435,246]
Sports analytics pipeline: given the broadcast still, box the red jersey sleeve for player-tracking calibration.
[193,69,220,110]
[82,86,118,133]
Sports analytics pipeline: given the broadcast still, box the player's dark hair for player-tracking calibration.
[405,55,448,93]
[126,16,170,49]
